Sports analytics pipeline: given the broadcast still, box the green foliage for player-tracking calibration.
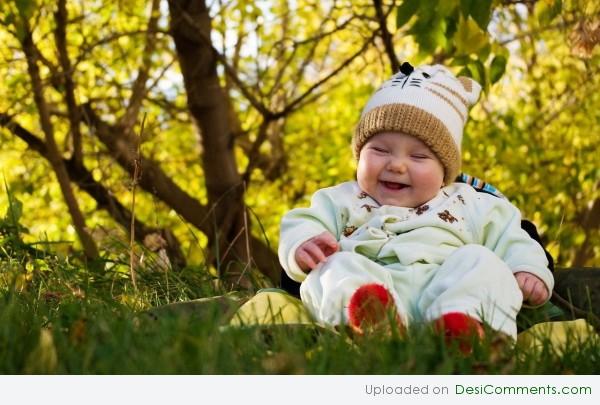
[489,54,507,84]
[395,0,501,89]
[1,262,599,373]
[1,181,26,240]
[394,0,564,93]
[461,0,493,29]
[1,218,599,373]
[461,1,600,265]
[534,0,563,25]
[395,0,420,29]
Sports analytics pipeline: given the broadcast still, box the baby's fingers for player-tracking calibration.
[527,281,549,306]
[315,232,339,256]
[518,276,548,305]
[296,248,318,271]
[303,242,327,264]
[521,283,537,302]
[321,232,339,249]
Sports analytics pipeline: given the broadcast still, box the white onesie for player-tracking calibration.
[278,182,554,338]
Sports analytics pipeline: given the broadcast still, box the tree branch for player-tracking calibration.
[55,0,84,164]
[0,112,186,267]
[242,119,270,184]
[273,30,377,119]
[73,29,158,68]
[81,102,280,280]
[170,3,272,117]
[373,0,400,73]
[19,18,99,261]
[81,103,209,224]
[119,0,162,131]
[499,20,578,46]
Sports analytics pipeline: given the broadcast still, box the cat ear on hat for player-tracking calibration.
[388,62,413,81]
[457,76,482,105]
[399,62,414,75]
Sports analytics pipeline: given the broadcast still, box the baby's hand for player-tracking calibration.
[295,231,339,272]
[514,272,549,306]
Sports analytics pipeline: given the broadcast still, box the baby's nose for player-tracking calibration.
[388,158,407,173]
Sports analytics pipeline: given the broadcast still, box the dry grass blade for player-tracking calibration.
[129,113,147,292]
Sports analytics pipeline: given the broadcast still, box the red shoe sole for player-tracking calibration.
[435,312,484,353]
[348,283,399,331]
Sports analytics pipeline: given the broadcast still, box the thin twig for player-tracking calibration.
[55,0,84,164]
[129,113,146,292]
[236,181,254,288]
[273,30,377,119]
[120,0,161,131]
[219,225,245,265]
[373,0,400,73]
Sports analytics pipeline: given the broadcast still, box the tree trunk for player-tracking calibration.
[80,104,282,285]
[573,184,600,267]
[0,113,186,268]
[167,0,259,288]
[20,22,99,262]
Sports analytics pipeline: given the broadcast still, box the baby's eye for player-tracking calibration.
[411,154,429,159]
[371,146,389,153]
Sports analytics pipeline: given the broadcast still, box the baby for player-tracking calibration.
[278,63,553,342]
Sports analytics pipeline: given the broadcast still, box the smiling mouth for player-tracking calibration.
[381,181,409,190]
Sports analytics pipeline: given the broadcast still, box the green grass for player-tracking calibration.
[1,196,599,374]
[1,251,600,374]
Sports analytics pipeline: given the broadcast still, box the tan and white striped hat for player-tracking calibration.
[353,63,482,184]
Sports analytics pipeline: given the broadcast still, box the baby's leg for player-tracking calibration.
[300,251,409,328]
[418,244,522,339]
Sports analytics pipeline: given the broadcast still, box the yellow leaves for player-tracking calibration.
[563,154,575,166]
[91,167,103,182]
[0,0,597,273]
[574,232,587,245]
[119,293,146,310]
[455,16,489,56]
[326,167,339,177]
[545,241,561,262]
[13,272,33,292]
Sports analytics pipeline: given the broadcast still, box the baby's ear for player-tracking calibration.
[457,76,482,105]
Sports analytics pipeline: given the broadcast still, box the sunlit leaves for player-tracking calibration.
[14,0,36,20]
[0,0,599,270]
[534,0,563,26]
[463,13,599,266]
[0,0,37,41]
[395,0,502,92]
[395,0,419,29]
[454,15,488,56]
[489,55,507,84]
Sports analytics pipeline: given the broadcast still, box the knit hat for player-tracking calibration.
[353,63,482,184]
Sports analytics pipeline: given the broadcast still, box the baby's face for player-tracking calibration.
[357,132,445,208]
